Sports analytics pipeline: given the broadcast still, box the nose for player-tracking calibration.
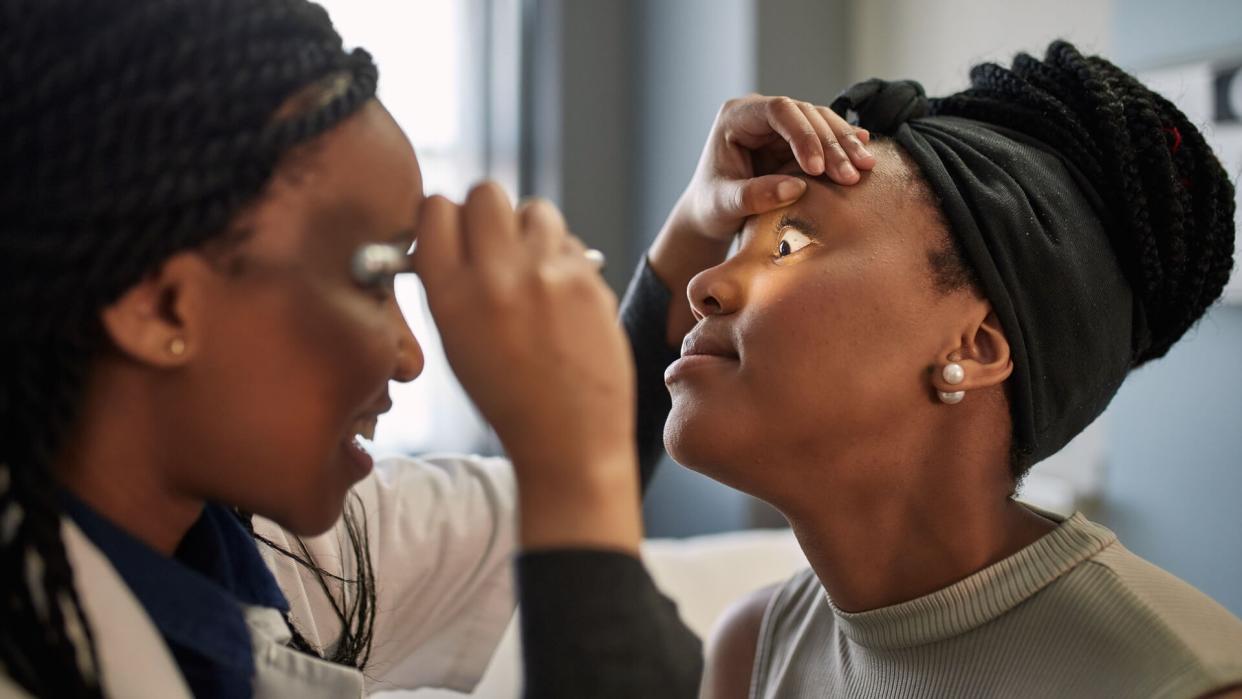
[389,298,424,383]
[686,257,745,321]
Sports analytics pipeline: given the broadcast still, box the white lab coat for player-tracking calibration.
[0,454,518,698]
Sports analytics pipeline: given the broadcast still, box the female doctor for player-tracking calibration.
[0,0,872,696]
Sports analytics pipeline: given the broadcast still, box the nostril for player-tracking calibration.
[702,295,722,313]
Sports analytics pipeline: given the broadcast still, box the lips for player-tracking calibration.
[680,326,739,360]
[666,324,740,384]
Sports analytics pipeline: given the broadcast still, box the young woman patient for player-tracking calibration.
[643,41,1242,698]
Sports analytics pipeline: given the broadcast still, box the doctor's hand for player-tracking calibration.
[651,94,876,345]
[413,183,642,554]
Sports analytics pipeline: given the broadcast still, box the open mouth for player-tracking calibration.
[341,433,374,476]
[340,404,387,476]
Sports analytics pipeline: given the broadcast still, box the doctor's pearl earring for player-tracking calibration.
[938,362,965,404]
[168,337,186,357]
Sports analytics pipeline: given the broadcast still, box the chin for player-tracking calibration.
[265,489,349,538]
[666,396,792,502]
[665,404,737,478]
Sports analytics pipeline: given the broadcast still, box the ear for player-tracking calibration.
[99,252,213,368]
[930,307,1013,394]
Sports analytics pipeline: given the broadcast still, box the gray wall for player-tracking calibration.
[522,0,637,292]
[1097,0,1242,616]
[632,0,759,537]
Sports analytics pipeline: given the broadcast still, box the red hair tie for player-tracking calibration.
[1162,126,1191,189]
[1163,126,1183,155]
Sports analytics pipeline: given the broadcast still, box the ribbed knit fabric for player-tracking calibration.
[751,510,1242,698]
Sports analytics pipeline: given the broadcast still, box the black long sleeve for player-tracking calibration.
[516,257,701,699]
[619,257,683,493]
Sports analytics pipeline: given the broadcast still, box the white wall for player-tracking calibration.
[850,0,1113,94]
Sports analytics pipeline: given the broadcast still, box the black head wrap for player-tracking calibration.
[831,42,1235,467]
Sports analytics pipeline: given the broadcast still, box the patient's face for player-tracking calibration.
[664,144,975,502]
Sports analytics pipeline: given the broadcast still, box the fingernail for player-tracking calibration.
[837,161,858,179]
[808,155,825,174]
[776,178,806,202]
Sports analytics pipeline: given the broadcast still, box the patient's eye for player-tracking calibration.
[776,227,813,258]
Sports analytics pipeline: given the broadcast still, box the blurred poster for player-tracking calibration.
[1140,58,1242,304]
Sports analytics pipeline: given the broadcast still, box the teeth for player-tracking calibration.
[352,434,377,455]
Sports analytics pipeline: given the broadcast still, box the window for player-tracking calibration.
[319,0,520,455]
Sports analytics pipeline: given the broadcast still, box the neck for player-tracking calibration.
[53,362,203,556]
[772,403,1057,612]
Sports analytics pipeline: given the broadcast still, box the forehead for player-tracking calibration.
[237,101,422,259]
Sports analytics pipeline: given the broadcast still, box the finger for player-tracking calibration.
[462,181,519,267]
[800,101,857,184]
[410,195,463,289]
[714,174,807,219]
[817,106,875,172]
[559,232,587,257]
[752,139,795,176]
[728,97,825,176]
[518,197,567,260]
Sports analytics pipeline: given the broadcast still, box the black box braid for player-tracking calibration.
[931,40,1236,367]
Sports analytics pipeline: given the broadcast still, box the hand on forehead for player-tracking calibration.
[746,142,923,238]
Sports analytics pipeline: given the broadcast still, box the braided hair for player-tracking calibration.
[1,1,381,695]
[930,40,1236,367]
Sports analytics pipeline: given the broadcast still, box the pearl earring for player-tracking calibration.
[938,362,965,404]
[168,337,186,356]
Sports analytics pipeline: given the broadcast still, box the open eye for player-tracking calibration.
[776,227,813,258]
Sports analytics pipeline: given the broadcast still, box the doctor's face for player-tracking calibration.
[171,101,425,535]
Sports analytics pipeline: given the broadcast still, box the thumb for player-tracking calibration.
[715,175,807,219]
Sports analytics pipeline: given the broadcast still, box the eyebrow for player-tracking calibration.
[778,212,821,238]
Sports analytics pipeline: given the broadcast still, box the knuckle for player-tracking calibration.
[767,96,796,115]
[533,263,562,291]
[526,197,559,220]
[470,180,509,206]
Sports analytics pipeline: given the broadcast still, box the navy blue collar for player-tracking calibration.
[64,494,289,698]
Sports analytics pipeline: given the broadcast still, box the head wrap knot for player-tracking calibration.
[830,79,929,135]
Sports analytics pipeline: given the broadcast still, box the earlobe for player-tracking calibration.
[99,253,207,368]
[931,310,1014,398]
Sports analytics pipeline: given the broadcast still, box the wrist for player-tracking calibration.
[515,448,643,554]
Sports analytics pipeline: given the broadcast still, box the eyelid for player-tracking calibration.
[776,213,820,238]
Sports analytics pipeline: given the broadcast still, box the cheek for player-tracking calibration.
[184,285,398,519]
[743,268,936,431]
